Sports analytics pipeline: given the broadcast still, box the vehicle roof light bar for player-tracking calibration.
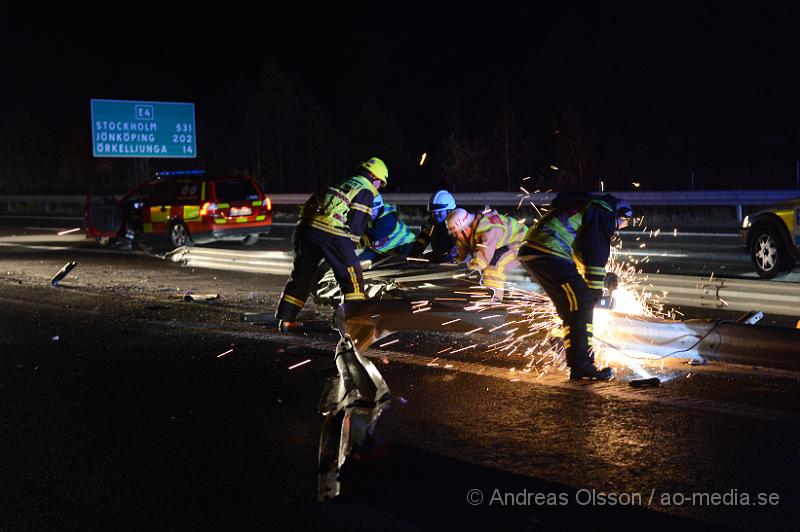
[155,170,206,178]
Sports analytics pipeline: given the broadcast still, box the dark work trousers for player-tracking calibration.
[276,225,365,321]
[519,248,595,368]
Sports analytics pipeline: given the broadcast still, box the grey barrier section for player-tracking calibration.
[2,190,799,222]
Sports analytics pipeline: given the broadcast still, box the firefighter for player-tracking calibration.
[408,189,458,263]
[359,194,416,263]
[275,157,388,332]
[518,192,632,380]
[445,207,528,302]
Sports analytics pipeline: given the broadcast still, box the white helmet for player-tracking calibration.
[429,190,456,223]
[371,194,384,220]
[446,208,476,241]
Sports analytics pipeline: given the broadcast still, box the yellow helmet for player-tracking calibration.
[360,157,388,187]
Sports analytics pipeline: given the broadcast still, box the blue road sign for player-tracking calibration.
[90,99,197,158]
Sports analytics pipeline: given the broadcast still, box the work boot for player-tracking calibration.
[277,319,304,333]
[569,363,614,381]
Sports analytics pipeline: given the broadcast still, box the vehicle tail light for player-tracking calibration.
[263,197,272,210]
[200,202,218,216]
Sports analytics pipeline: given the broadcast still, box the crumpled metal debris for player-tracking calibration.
[182,292,219,302]
[318,336,390,501]
[162,246,190,263]
[51,261,77,286]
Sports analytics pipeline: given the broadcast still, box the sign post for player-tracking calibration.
[90,99,197,158]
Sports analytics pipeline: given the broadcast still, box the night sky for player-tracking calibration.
[3,3,800,192]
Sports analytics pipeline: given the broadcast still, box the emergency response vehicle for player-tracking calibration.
[740,197,800,278]
[84,170,272,248]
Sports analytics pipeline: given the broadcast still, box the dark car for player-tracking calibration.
[85,170,272,248]
[739,198,800,278]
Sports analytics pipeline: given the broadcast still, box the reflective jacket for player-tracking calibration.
[299,174,378,243]
[364,203,416,253]
[522,192,618,291]
[456,210,527,270]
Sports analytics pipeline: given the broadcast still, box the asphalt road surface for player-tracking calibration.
[1,222,799,531]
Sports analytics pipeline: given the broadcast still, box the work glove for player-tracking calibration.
[604,272,619,292]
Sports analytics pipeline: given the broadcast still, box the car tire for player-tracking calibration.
[241,234,260,246]
[168,221,193,248]
[749,224,792,278]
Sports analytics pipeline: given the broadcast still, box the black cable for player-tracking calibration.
[595,319,731,360]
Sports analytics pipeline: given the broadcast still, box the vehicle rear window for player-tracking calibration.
[149,181,201,205]
[214,180,260,203]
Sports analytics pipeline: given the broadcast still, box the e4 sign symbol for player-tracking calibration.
[135,105,154,120]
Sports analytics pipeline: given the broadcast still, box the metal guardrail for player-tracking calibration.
[386,190,800,207]
[225,190,800,206]
[164,247,800,317]
[507,270,800,316]
[0,194,90,214]
[634,273,800,317]
[1,190,799,210]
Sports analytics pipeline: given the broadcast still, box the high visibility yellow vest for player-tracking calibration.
[299,175,378,238]
[523,198,613,261]
[472,210,527,249]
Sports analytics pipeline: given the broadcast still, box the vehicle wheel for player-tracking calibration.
[241,234,260,246]
[95,236,113,247]
[168,221,193,248]
[750,224,792,278]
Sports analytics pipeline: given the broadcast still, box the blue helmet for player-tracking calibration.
[616,198,633,219]
[429,190,456,223]
[429,190,456,212]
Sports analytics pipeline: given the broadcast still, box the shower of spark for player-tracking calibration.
[435,179,680,380]
[446,252,673,380]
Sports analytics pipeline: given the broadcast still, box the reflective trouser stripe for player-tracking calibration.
[483,274,504,289]
[282,293,305,308]
[344,292,366,301]
[347,266,362,297]
[496,249,519,269]
[483,263,506,288]
[561,282,578,312]
[471,256,489,270]
[482,247,519,289]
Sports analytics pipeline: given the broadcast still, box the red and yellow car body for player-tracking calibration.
[85,173,272,246]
